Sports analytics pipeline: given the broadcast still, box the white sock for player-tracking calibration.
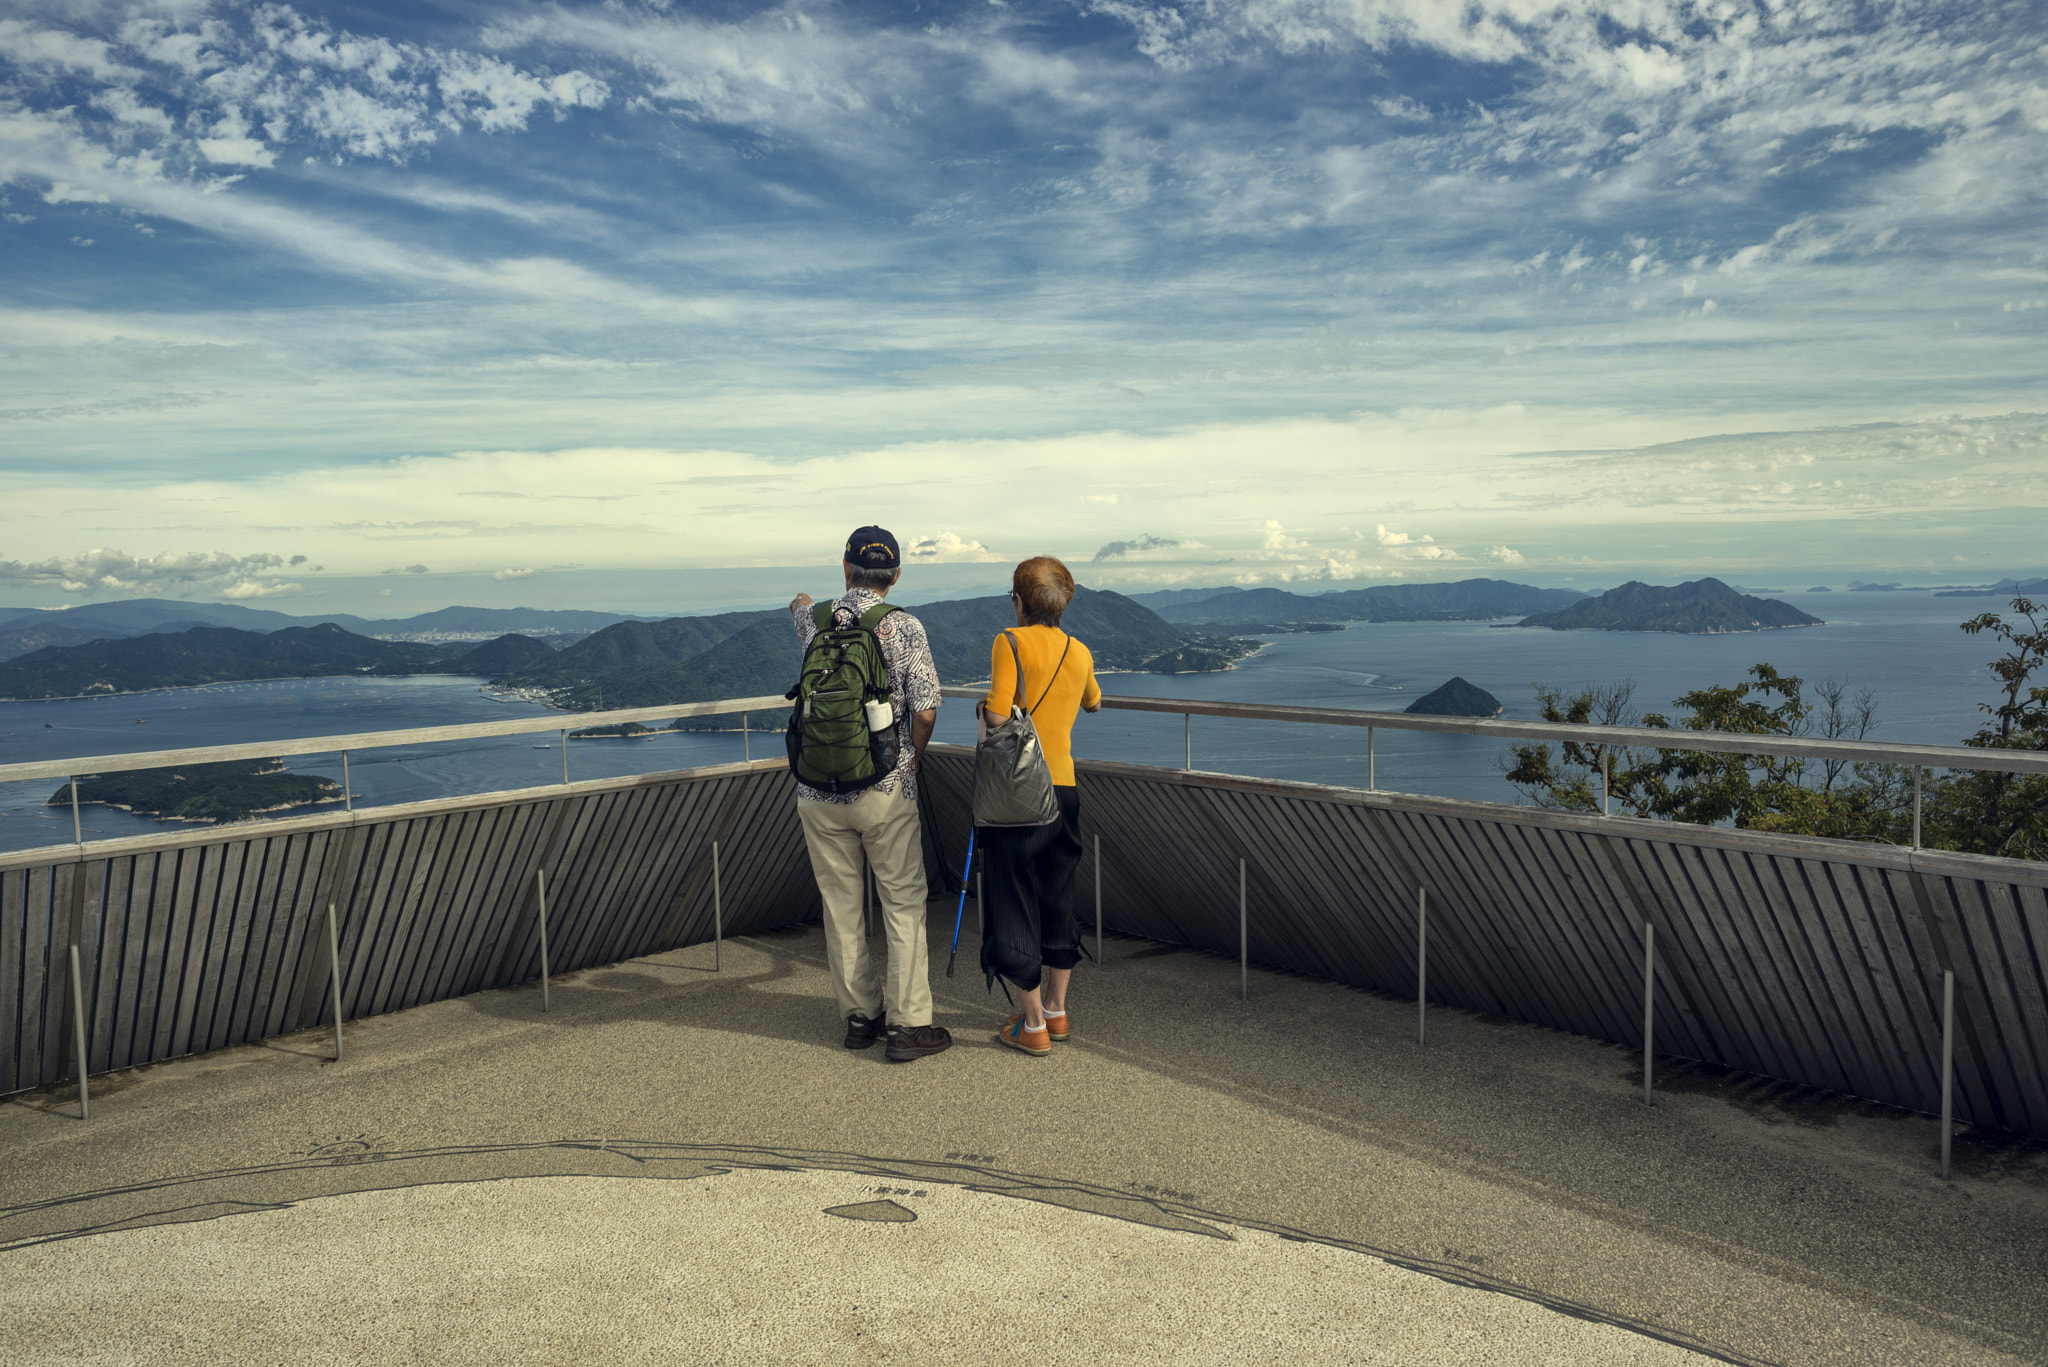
[1044,1009,1065,1018]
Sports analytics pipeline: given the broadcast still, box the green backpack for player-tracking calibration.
[784,601,901,793]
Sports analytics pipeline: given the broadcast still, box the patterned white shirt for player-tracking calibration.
[791,588,942,804]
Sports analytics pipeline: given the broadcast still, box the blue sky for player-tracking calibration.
[1,0,2044,613]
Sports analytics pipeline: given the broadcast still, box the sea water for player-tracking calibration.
[0,591,2011,855]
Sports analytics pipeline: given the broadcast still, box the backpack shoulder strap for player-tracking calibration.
[811,603,835,631]
[1001,630,1028,712]
[856,602,899,631]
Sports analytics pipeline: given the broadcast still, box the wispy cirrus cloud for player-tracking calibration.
[1,0,2043,608]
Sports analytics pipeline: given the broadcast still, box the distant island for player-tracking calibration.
[1935,576,2048,599]
[0,623,555,700]
[0,598,658,664]
[1511,579,1823,634]
[1404,677,1503,717]
[1130,578,1585,629]
[52,759,339,824]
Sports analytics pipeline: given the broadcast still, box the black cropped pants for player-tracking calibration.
[978,785,1084,993]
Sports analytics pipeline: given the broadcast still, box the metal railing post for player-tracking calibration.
[70,776,82,850]
[1416,887,1428,1046]
[560,729,568,785]
[324,901,345,1062]
[342,750,352,811]
[1239,858,1248,1001]
[1184,713,1192,771]
[712,839,723,972]
[1643,920,1655,1105]
[1601,747,1611,818]
[1941,968,1954,1180]
[1367,727,1375,791]
[742,713,750,763]
[1094,834,1103,965]
[69,941,89,1120]
[1913,766,1922,850]
[535,868,552,1012]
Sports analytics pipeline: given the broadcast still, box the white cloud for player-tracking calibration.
[42,183,109,204]
[905,533,1003,563]
[1374,525,1458,559]
[219,577,304,598]
[1486,544,1525,564]
[196,135,274,167]
[1262,520,1310,552]
[0,547,306,597]
[492,567,534,580]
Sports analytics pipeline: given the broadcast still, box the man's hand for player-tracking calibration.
[789,593,815,615]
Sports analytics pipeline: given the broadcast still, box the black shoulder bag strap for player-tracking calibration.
[1001,630,1072,717]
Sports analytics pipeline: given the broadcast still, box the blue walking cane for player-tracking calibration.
[946,827,976,978]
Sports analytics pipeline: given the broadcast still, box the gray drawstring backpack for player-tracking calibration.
[970,630,1070,828]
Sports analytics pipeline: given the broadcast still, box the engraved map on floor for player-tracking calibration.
[2,1149,1714,1366]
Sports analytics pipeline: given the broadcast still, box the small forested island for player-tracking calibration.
[1404,677,1504,717]
[1512,579,1822,634]
[51,759,340,824]
[570,722,656,738]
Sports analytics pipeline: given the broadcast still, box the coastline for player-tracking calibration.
[0,670,497,704]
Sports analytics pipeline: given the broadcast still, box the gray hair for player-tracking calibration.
[846,562,896,592]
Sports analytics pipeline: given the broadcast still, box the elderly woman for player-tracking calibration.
[978,556,1102,1056]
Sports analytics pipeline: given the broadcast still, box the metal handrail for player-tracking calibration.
[9,684,2045,860]
[9,685,2044,789]
[936,686,2048,777]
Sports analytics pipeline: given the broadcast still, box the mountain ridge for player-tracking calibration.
[1131,578,1585,625]
[0,624,550,700]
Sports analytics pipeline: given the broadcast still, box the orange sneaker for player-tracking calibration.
[1044,1011,1070,1043]
[997,1015,1052,1056]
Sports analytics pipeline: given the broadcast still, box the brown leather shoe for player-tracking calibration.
[843,1013,888,1050]
[885,1023,952,1062]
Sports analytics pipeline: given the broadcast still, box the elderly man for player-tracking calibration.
[788,526,950,1062]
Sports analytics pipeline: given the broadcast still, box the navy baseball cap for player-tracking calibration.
[844,526,900,570]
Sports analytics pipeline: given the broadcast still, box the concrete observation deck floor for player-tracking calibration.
[1,908,2043,1366]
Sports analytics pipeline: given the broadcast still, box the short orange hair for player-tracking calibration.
[1012,556,1076,626]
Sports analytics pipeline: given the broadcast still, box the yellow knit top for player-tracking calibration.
[981,625,1102,786]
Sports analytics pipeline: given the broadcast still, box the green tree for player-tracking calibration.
[1503,665,1908,841]
[1924,597,2048,859]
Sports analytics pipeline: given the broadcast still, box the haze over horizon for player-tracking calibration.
[3,0,2044,616]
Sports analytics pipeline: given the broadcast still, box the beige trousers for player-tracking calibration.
[796,784,934,1027]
